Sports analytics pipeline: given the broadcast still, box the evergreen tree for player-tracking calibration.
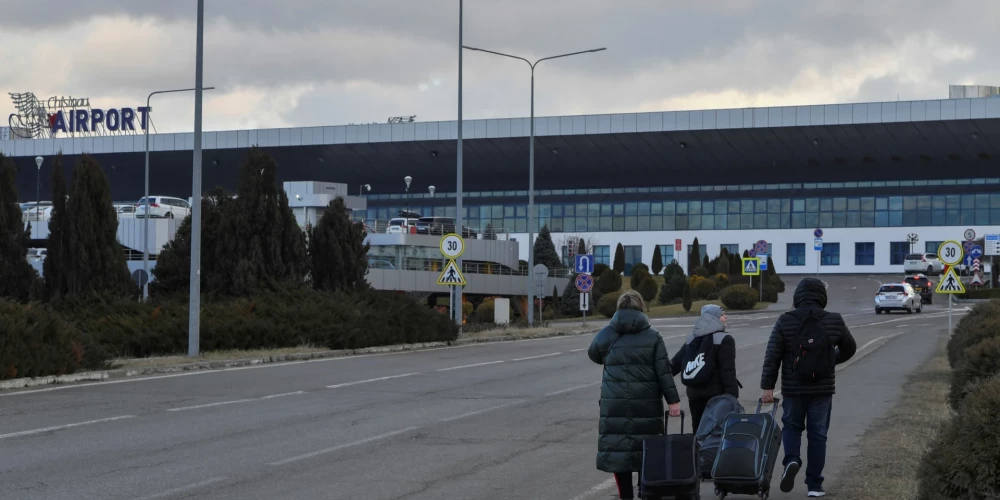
[309,197,370,292]
[577,238,587,256]
[689,237,701,275]
[731,251,744,275]
[613,243,625,274]
[151,188,229,295]
[651,245,663,275]
[44,154,69,298]
[702,254,710,270]
[766,255,777,277]
[682,282,692,312]
[61,155,134,297]
[0,153,41,301]
[533,224,561,269]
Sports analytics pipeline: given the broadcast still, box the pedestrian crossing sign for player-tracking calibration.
[742,257,761,276]
[437,259,466,286]
[935,266,965,294]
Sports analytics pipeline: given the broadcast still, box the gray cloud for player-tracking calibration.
[2,1,999,133]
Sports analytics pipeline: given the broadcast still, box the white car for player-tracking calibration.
[903,253,944,275]
[134,196,192,219]
[386,217,419,234]
[875,283,922,314]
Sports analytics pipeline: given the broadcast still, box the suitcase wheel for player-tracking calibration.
[714,488,726,499]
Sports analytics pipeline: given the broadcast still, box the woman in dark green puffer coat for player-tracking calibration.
[588,290,682,500]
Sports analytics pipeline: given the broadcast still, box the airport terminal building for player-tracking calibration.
[3,84,1000,276]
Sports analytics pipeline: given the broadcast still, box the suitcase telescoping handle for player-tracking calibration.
[755,397,781,417]
[663,409,686,434]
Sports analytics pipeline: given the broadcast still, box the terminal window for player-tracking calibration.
[658,245,675,267]
[787,243,805,266]
[594,245,610,266]
[889,242,909,265]
[925,241,943,254]
[821,243,840,266]
[623,246,642,276]
[720,244,739,256]
[855,242,875,266]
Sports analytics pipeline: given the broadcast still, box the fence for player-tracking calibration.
[355,218,515,241]
[368,256,569,278]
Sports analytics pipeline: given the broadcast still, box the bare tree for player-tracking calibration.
[557,234,600,256]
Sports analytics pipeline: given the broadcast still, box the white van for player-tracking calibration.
[134,196,192,219]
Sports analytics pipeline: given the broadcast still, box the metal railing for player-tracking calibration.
[356,218,515,240]
[368,256,569,277]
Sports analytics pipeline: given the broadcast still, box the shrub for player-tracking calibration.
[651,247,663,275]
[664,262,685,281]
[692,278,718,300]
[637,277,658,304]
[705,292,720,301]
[659,275,687,305]
[598,291,621,318]
[0,299,105,380]
[631,263,650,278]
[682,283,692,312]
[630,267,651,290]
[475,299,496,324]
[761,283,778,303]
[916,374,1000,499]
[721,284,759,310]
[715,255,730,276]
[462,301,473,322]
[947,300,1000,368]
[596,268,623,294]
[689,275,705,289]
[949,336,1000,410]
[714,273,730,289]
[771,275,786,293]
[692,266,711,278]
[594,263,610,277]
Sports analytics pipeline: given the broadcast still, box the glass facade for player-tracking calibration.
[787,243,806,266]
[889,242,910,265]
[855,242,875,266]
[594,245,610,266]
[658,245,675,267]
[821,243,840,266]
[623,246,642,275]
[365,191,1000,234]
[925,241,943,255]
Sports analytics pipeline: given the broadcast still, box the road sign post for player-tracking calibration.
[440,234,466,322]
[814,237,823,276]
[743,257,762,301]
[937,240,965,333]
[574,254,594,274]
[579,292,590,326]
[533,264,548,324]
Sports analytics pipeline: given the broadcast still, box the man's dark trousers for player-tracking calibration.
[781,395,833,491]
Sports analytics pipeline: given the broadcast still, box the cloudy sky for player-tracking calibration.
[2,0,998,134]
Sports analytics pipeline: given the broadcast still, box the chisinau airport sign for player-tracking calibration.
[49,106,151,134]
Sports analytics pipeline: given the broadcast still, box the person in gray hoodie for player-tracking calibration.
[671,304,739,434]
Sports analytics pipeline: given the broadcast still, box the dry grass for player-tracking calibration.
[828,338,953,499]
[112,345,329,370]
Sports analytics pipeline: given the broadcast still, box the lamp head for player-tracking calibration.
[428,185,436,196]
[364,184,371,192]
[404,176,412,188]
[34,156,43,168]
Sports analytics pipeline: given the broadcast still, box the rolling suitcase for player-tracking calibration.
[696,394,745,480]
[640,411,701,500]
[711,398,781,500]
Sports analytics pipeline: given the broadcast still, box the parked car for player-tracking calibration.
[415,216,478,238]
[134,196,192,219]
[903,274,935,304]
[386,217,420,234]
[22,201,53,221]
[903,253,944,275]
[875,283,922,314]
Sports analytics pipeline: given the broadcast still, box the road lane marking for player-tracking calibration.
[167,399,258,412]
[269,426,422,466]
[0,415,136,440]
[511,352,561,362]
[570,348,587,352]
[134,476,227,500]
[260,391,306,399]
[436,360,504,372]
[545,382,601,397]
[326,372,420,389]
[568,478,617,500]
[440,403,518,422]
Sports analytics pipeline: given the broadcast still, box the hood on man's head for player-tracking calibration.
[793,277,828,309]
[692,304,726,337]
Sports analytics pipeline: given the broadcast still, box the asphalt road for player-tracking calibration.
[0,275,964,500]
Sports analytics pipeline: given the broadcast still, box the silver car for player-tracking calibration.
[875,283,922,314]
[903,253,944,275]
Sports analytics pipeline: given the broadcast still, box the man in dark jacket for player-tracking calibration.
[589,290,681,500]
[761,278,857,497]
[671,304,739,434]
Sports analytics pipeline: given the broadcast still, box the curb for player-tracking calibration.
[0,329,599,392]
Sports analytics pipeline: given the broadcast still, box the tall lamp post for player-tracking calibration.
[462,45,606,325]
[189,0,206,358]
[404,175,412,217]
[142,86,215,302]
[34,156,43,229]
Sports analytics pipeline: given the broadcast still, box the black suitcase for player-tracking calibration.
[711,398,782,500]
[640,410,701,500]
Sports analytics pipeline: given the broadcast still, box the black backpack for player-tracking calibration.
[789,309,836,382]
[681,335,718,388]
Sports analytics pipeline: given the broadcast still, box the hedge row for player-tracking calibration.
[1,287,459,380]
[917,299,1000,499]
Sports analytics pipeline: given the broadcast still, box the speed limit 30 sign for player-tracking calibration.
[938,240,964,266]
[440,233,465,259]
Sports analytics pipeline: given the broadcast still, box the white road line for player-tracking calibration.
[260,391,306,399]
[167,398,258,412]
[440,403,517,423]
[134,476,227,500]
[567,478,617,500]
[570,348,587,352]
[857,335,889,352]
[511,352,561,362]
[326,372,419,389]
[269,426,421,466]
[545,382,601,397]
[435,360,504,372]
[0,415,136,440]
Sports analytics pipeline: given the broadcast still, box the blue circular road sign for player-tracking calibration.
[814,228,824,238]
[970,245,984,259]
[575,274,594,293]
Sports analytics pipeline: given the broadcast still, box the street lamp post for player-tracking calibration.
[189,0,206,358]
[404,175,412,217]
[34,156,43,229]
[142,86,215,302]
[462,45,606,325]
